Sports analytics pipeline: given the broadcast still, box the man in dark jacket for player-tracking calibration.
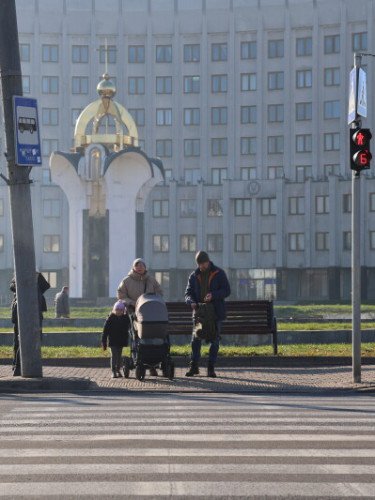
[184,250,231,378]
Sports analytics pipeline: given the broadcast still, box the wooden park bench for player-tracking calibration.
[166,300,278,355]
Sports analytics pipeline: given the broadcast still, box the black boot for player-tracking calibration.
[207,364,217,378]
[185,362,199,377]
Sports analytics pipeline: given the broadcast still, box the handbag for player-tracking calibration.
[193,302,217,341]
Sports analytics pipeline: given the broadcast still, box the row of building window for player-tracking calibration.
[0,231,373,254]
[151,194,364,218]
[40,101,340,129]
[19,33,367,64]
[21,69,345,95]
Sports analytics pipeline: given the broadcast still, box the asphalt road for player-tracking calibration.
[0,392,375,498]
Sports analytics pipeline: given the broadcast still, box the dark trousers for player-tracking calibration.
[110,346,123,372]
[191,321,222,365]
[12,324,20,373]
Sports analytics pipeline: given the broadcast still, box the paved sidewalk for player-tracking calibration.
[0,359,375,393]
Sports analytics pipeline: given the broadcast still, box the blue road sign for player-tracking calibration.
[348,68,357,125]
[13,96,42,166]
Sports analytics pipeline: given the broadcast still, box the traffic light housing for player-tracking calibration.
[350,127,372,171]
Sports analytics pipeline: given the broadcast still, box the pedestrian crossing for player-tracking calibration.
[0,393,375,497]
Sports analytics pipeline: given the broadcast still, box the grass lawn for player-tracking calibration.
[0,343,374,359]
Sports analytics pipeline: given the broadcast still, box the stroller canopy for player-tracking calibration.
[135,294,169,324]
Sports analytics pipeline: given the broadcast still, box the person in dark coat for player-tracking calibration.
[184,250,231,378]
[10,272,51,376]
[54,286,70,318]
[101,300,130,378]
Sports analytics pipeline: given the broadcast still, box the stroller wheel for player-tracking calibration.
[135,364,146,381]
[123,357,131,378]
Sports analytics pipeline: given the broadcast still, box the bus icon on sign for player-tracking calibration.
[18,117,37,134]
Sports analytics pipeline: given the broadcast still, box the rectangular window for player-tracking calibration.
[184,139,200,157]
[184,75,200,93]
[128,45,145,63]
[0,199,3,217]
[72,76,88,94]
[42,44,59,63]
[296,165,311,182]
[0,234,4,252]
[22,76,30,94]
[207,199,223,217]
[316,232,329,251]
[234,199,251,216]
[43,235,60,253]
[42,169,51,185]
[288,196,305,215]
[20,43,30,62]
[316,195,329,214]
[343,231,351,251]
[207,234,223,252]
[268,39,284,58]
[324,67,340,86]
[184,169,201,185]
[296,102,312,121]
[211,43,227,61]
[241,73,256,91]
[261,198,277,215]
[352,32,367,52]
[268,104,284,122]
[42,76,59,94]
[296,134,312,153]
[241,41,256,59]
[267,136,284,154]
[211,168,227,185]
[156,45,172,63]
[42,139,58,156]
[99,45,116,64]
[128,76,145,95]
[156,108,172,126]
[324,164,339,177]
[241,167,257,180]
[296,69,312,88]
[370,193,375,212]
[180,199,197,217]
[235,234,251,252]
[71,108,82,126]
[153,235,169,252]
[268,71,284,90]
[153,200,169,217]
[211,107,227,125]
[370,231,375,250]
[324,133,340,151]
[343,193,352,213]
[156,139,172,157]
[184,44,200,62]
[43,199,60,217]
[180,235,197,252]
[261,233,276,251]
[211,74,227,93]
[42,108,59,126]
[296,37,312,56]
[289,233,305,251]
[241,105,257,124]
[324,100,340,119]
[211,138,227,156]
[42,271,57,289]
[324,34,340,54]
[267,166,284,179]
[156,76,172,94]
[128,108,145,127]
[72,45,89,63]
[240,137,256,155]
[184,108,200,126]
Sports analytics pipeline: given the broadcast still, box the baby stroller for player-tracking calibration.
[123,293,175,381]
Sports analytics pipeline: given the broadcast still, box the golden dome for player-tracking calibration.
[97,73,116,99]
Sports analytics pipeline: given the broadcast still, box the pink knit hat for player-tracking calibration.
[113,300,126,313]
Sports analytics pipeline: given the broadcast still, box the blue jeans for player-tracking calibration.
[191,321,222,365]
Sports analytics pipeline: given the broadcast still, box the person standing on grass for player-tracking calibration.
[54,286,70,318]
[184,250,231,378]
[101,300,130,379]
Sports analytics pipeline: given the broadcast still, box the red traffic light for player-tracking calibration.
[352,129,372,147]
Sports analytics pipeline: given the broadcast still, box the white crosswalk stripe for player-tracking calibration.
[0,393,375,497]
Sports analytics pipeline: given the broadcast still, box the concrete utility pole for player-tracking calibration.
[0,0,42,377]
